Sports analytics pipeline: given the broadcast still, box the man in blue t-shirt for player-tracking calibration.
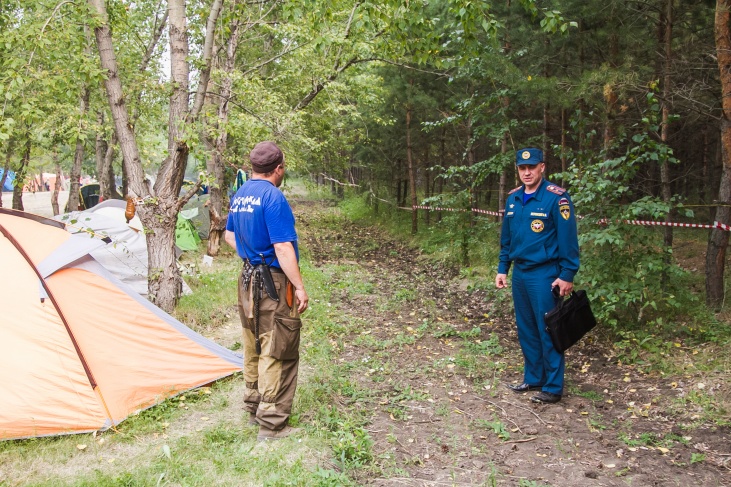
[225,141,309,441]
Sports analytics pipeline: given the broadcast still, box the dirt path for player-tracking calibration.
[294,197,731,486]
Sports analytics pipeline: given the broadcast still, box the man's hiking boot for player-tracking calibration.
[257,425,302,442]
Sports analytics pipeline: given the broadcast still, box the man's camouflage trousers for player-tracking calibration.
[237,267,302,431]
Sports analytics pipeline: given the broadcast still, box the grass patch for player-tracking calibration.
[174,247,240,332]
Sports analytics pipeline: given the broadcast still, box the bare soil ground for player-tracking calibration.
[294,197,731,486]
[1,191,69,217]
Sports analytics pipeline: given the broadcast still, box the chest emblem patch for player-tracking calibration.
[531,220,544,232]
[560,205,571,220]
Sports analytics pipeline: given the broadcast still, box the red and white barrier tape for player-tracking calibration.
[412,205,731,232]
[413,205,504,217]
[599,218,721,230]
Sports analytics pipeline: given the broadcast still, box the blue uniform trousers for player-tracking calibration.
[512,263,564,395]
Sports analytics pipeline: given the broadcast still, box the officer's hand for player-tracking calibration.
[296,289,309,313]
[495,273,508,289]
[551,278,573,297]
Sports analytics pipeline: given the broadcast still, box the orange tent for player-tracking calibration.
[0,208,242,440]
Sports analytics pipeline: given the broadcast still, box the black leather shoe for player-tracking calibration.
[531,391,562,404]
[507,383,542,393]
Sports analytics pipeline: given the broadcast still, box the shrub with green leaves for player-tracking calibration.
[559,94,696,330]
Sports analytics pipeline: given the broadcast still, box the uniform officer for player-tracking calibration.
[495,148,580,404]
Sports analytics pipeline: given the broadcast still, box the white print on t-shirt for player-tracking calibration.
[230,195,261,214]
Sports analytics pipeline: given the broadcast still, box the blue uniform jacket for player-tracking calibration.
[498,178,579,282]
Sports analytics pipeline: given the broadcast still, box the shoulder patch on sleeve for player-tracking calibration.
[508,186,522,195]
[546,185,566,195]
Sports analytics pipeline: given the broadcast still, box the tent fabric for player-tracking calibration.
[56,202,193,296]
[92,197,202,251]
[0,208,242,441]
[175,212,201,251]
[54,210,149,296]
[90,198,144,232]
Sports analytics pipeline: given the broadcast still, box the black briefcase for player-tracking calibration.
[544,289,597,353]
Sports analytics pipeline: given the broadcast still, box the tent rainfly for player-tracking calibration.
[0,208,242,440]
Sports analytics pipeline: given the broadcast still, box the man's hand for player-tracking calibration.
[551,278,573,297]
[295,289,309,314]
[495,273,508,289]
[273,241,308,314]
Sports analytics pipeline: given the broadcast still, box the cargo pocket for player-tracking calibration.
[269,317,302,360]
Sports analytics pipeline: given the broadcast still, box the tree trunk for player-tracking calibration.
[603,83,618,157]
[560,108,567,187]
[89,0,222,312]
[543,103,549,167]
[499,130,508,221]
[52,152,61,216]
[95,112,118,202]
[660,0,674,291]
[438,127,445,223]
[707,0,731,309]
[12,135,31,211]
[499,5,511,219]
[406,105,417,235]
[701,128,710,204]
[102,134,118,199]
[88,0,147,196]
[424,144,430,227]
[206,14,242,257]
[67,86,90,212]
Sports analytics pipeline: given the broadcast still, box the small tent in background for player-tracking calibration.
[182,194,211,240]
[176,208,202,251]
[79,183,101,210]
[0,208,242,440]
[78,184,123,210]
[0,168,15,192]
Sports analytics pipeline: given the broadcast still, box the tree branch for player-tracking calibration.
[333,1,362,72]
[191,0,225,117]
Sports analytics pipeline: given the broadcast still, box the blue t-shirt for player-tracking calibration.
[226,179,299,268]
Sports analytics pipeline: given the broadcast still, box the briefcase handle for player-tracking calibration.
[551,286,561,299]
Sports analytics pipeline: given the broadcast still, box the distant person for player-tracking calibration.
[224,141,308,441]
[495,148,580,404]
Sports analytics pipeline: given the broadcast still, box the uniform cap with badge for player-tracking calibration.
[516,148,543,166]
